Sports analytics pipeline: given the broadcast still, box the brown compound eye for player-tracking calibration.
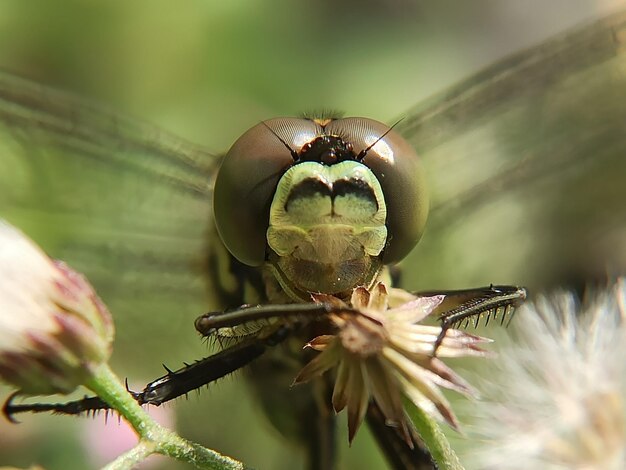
[326,118,429,263]
[213,118,323,266]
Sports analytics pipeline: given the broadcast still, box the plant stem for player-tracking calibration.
[86,363,247,470]
[406,400,464,470]
[102,441,155,470]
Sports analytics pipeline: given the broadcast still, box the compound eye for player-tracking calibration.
[213,118,322,266]
[326,118,429,263]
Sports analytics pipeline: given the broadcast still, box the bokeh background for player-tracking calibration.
[0,1,625,469]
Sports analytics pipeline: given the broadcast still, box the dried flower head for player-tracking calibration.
[0,221,114,395]
[293,282,490,444]
[459,279,626,470]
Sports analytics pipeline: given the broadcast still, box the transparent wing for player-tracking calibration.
[0,71,220,367]
[397,10,626,293]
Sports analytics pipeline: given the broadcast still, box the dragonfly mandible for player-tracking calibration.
[1,7,626,470]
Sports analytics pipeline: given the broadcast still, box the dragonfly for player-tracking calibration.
[1,8,626,470]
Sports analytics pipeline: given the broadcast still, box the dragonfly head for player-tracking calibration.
[214,117,429,295]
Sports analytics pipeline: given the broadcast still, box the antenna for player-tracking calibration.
[262,121,299,161]
[356,117,404,161]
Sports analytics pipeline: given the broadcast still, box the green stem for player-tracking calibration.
[86,363,247,470]
[406,401,464,470]
[102,441,155,470]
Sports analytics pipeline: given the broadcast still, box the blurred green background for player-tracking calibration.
[0,0,625,469]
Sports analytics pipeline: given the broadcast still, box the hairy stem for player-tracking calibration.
[405,399,464,470]
[86,363,246,470]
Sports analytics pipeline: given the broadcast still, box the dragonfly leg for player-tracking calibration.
[2,326,291,420]
[416,285,527,356]
[139,326,290,406]
[2,391,114,422]
[2,300,340,420]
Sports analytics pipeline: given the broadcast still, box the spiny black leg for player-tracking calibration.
[3,392,114,422]
[418,285,527,355]
[139,326,290,405]
[3,299,369,420]
[3,326,292,420]
[195,301,349,337]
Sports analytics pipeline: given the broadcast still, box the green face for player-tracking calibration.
[266,161,388,296]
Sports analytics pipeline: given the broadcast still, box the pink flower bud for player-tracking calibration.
[0,221,114,395]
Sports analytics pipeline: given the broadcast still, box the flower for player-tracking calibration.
[0,221,114,396]
[293,282,490,444]
[458,279,626,470]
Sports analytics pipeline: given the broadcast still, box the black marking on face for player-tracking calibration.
[284,177,378,213]
[333,179,379,211]
[284,179,332,212]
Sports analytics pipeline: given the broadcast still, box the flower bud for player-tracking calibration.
[0,221,114,395]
